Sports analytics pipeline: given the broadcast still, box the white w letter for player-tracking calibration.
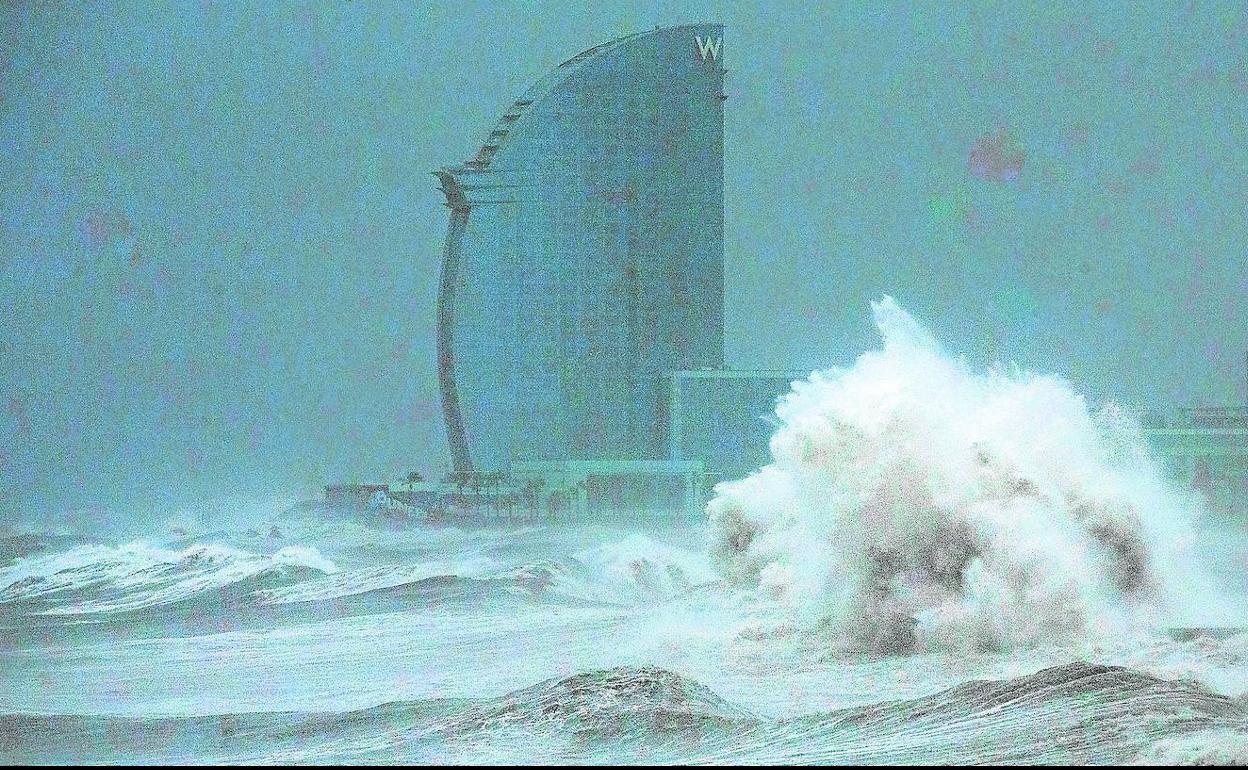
[694,35,722,62]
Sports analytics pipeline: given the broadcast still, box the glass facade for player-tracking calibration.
[666,370,805,482]
[436,25,726,472]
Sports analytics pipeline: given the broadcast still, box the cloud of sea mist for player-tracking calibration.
[708,296,1215,655]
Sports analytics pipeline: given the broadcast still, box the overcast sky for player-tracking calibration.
[3,1,1247,523]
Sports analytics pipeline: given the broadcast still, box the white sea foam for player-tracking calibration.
[566,533,719,599]
[0,541,337,614]
[708,296,1218,654]
[256,555,499,605]
[1132,728,1248,765]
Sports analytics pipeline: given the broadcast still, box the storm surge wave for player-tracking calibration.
[708,297,1213,654]
[3,662,1245,764]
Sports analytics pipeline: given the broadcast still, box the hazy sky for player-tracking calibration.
[3,1,1247,522]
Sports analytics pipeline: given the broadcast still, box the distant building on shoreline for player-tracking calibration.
[1145,407,1248,516]
[324,483,391,511]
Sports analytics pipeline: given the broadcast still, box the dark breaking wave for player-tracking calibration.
[3,662,1245,765]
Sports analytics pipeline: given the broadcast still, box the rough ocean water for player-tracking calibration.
[2,300,1247,765]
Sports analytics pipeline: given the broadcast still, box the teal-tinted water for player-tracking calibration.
[1,517,1245,765]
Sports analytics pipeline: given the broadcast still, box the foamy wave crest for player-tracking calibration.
[547,534,718,603]
[255,556,498,605]
[253,535,715,609]
[708,296,1212,654]
[0,542,337,615]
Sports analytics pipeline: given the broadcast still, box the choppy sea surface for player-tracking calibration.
[4,301,1247,764]
[0,517,1245,765]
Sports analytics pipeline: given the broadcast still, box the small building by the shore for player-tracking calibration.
[324,483,391,513]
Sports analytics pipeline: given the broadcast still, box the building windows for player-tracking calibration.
[436,25,724,470]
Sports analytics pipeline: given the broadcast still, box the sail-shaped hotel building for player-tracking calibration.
[435,25,727,475]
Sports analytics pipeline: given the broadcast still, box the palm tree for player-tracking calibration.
[467,473,483,514]
[548,490,566,521]
[573,479,589,519]
[445,471,470,509]
[522,480,536,518]
[476,471,492,518]
[403,471,424,493]
[484,471,505,519]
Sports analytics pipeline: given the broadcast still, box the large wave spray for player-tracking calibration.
[708,297,1211,654]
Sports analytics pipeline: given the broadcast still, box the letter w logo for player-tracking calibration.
[694,35,722,62]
